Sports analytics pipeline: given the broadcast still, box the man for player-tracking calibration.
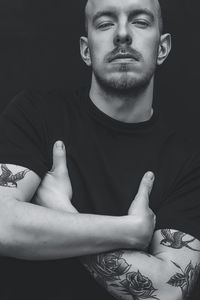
[0,0,200,299]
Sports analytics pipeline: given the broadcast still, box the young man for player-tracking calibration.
[0,0,200,299]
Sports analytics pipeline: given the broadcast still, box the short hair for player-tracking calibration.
[84,0,165,35]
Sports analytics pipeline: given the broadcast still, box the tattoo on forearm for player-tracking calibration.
[0,164,29,188]
[119,271,159,300]
[82,251,159,300]
[160,229,200,251]
[83,250,131,283]
[167,261,200,300]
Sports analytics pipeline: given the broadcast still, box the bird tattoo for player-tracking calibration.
[0,164,30,188]
[160,229,200,252]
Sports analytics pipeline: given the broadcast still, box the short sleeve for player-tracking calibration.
[0,89,50,179]
[156,150,200,241]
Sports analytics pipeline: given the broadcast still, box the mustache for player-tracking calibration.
[106,47,142,62]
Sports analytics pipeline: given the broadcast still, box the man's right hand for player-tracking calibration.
[127,172,156,249]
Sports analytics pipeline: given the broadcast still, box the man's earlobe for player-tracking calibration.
[157,33,172,66]
[80,37,91,66]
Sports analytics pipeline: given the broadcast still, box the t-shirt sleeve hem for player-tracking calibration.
[0,157,48,180]
[155,218,200,242]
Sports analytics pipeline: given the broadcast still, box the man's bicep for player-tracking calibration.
[150,229,200,298]
[0,163,41,202]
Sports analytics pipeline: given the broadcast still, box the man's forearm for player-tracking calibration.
[0,197,144,260]
[81,250,182,300]
[81,230,200,300]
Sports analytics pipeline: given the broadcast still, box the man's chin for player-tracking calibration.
[94,70,153,93]
[101,75,142,91]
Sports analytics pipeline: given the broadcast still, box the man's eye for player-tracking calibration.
[132,20,149,28]
[98,23,114,30]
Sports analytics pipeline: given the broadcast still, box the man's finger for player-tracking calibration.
[51,141,68,174]
[137,171,154,197]
[130,172,155,210]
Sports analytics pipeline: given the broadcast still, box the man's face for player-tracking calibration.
[82,0,166,91]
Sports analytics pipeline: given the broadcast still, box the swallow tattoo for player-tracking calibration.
[0,164,30,188]
[160,229,200,252]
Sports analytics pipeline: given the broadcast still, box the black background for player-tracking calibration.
[0,0,200,142]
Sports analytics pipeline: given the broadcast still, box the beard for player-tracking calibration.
[93,62,156,95]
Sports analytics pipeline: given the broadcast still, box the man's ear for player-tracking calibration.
[80,36,91,66]
[157,33,172,66]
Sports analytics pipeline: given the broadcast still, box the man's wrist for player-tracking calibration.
[119,215,152,250]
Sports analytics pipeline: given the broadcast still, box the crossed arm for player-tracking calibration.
[81,229,200,300]
[0,161,200,300]
[0,163,153,259]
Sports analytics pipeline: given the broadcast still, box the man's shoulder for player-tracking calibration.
[165,128,200,167]
[156,115,200,167]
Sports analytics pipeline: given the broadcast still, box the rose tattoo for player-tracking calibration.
[120,271,159,300]
[84,250,131,283]
[83,252,159,299]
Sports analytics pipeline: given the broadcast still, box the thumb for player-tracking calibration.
[51,141,68,174]
[129,172,155,211]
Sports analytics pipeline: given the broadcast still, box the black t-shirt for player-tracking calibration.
[0,87,200,299]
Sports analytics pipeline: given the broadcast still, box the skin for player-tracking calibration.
[80,0,171,123]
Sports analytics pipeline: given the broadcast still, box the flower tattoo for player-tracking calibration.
[120,271,159,300]
[168,261,200,299]
[84,250,131,282]
[83,252,159,299]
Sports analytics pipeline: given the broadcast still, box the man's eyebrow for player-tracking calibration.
[128,9,155,21]
[92,10,117,23]
[92,8,155,24]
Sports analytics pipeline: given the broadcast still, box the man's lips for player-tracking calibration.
[109,53,138,63]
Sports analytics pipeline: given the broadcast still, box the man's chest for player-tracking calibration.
[63,131,179,216]
[47,111,181,216]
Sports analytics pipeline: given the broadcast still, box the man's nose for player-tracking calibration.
[113,25,132,46]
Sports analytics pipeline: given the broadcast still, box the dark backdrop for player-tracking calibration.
[0,0,200,140]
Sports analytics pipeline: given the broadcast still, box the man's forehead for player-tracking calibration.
[86,0,160,18]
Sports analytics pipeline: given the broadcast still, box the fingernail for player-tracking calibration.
[145,172,154,181]
[56,141,64,149]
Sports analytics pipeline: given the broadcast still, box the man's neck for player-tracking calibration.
[89,76,154,124]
